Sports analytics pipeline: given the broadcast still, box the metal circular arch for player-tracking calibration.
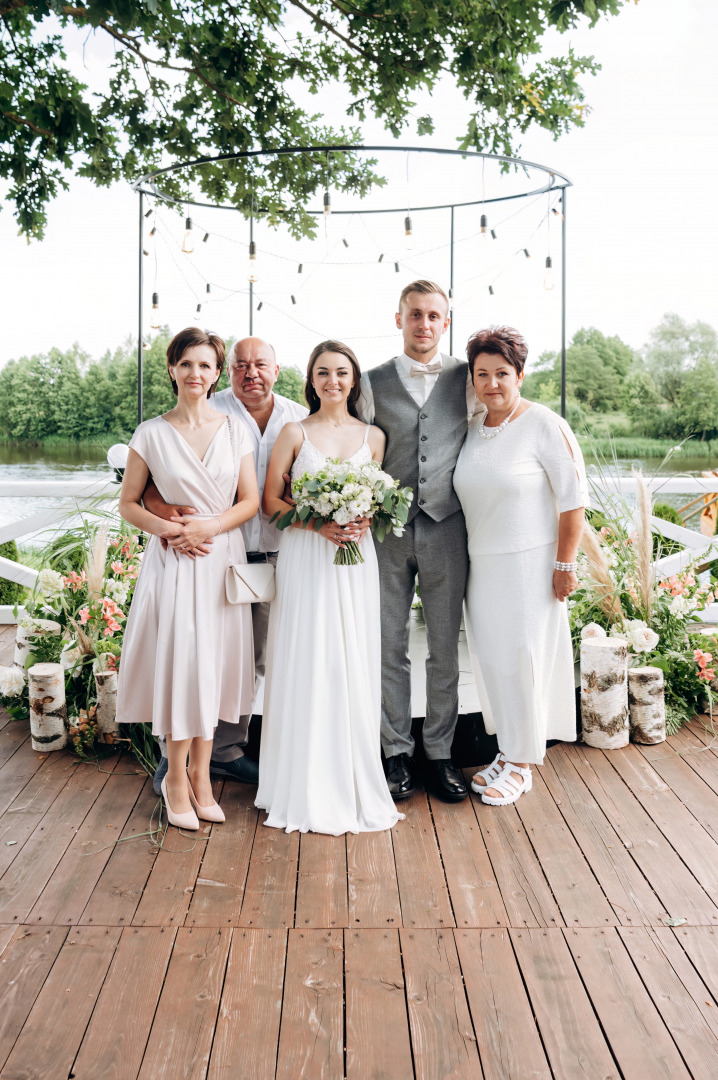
[132,143,572,215]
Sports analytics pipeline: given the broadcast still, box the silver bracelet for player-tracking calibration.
[215,517,223,536]
[554,560,578,572]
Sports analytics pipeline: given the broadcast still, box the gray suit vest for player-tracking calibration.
[370,355,468,522]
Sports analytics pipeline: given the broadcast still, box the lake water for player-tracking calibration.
[2,443,717,547]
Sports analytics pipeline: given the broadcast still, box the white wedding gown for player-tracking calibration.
[255,424,403,835]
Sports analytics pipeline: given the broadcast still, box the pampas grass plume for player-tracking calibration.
[633,470,655,621]
[579,520,625,622]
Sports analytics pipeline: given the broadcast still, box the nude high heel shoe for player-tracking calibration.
[187,776,225,823]
[161,776,200,831]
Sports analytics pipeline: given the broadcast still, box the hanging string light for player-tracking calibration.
[149,226,156,238]
[144,207,153,219]
[202,232,210,243]
[248,240,258,282]
[488,285,495,296]
[404,215,413,251]
[378,254,384,263]
[298,263,303,274]
[182,217,194,254]
[544,255,554,291]
[150,292,160,328]
[342,238,349,248]
[394,261,400,273]
[523,248,531,259]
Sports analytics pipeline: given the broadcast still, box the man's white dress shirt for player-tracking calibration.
[358,353,476,421]
[211,388,308,552]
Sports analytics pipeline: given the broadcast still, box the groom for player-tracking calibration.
[358,280,474,802]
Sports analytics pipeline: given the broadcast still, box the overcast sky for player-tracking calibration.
[1,0,716,375]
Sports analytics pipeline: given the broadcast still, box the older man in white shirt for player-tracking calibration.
[149,337,307,792]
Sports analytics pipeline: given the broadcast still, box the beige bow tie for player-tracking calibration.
[409,359,442,377]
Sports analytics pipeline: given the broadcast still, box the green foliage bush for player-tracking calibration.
[0,541,25,605]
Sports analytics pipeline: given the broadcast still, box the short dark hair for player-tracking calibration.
[305,340,362,418]
[398,279,449,311]
[167,327,225,398]
[466,326,528,378]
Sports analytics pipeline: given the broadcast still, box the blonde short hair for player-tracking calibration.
[398,279,449,311]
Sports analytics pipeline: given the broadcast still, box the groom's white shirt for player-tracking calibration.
[359,353,476,422]
[211,388,308,552]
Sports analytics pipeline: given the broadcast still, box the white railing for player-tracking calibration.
[1,474,717,623]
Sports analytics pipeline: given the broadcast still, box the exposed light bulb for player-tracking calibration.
[488,285,495,296]
[202,232,210,243]
[150,292,160,329]
[490,229,497,240]
[206,283,211,296]
[149,226,156,237]
[298,263,303,274]
[342,238,349,248]
[479,213,488,239]
[543,255,554,291]
[291,295,297,305]
[195,303,202,318]
[182,217,194,254]
[257,301,263,311]
[323,191,331,215]
[378,254,384,263]
[404,215,413,250]
[523,248,531,259]
[248,240,258,283]
[144,207,153,218]
[394,261,400,273]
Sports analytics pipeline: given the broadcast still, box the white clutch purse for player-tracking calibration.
[225,562,276,605]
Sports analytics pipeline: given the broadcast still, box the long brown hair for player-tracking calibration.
[305,340,362,418]
[167,327,225,398]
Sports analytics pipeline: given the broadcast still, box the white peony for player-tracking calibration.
[37,568,65,598]
[60,644,84,671]
[624,619,660,653]
[670,595,690,617]
[581,623,607,640]
[106,578,130,606]
[0,665,26,698]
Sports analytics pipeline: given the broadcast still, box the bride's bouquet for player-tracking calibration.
[271,460,413,565]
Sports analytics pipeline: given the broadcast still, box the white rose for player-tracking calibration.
[0,665,26,698]
[670,595,689,617]
[625,620,659,653]
[37,568,65,597]
[581,623,607,640]
[60,644,84,670]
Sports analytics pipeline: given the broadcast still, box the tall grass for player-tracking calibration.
[579,436,718,459]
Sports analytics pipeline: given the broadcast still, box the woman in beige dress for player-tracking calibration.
[117,328,259,830]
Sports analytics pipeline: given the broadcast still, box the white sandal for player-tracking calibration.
[481,763,532,806]
[470,752,506,794]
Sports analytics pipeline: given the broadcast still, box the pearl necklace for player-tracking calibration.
[477,394,522,439]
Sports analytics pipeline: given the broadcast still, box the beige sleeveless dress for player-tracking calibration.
[116,414,254,740]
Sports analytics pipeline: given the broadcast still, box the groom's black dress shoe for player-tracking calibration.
[425,759,468,802]
[385,753,417,800]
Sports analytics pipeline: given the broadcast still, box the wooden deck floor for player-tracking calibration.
[2,625,718,1079]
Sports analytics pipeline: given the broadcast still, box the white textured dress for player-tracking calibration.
[255,425,403,835]
[453,402,589,764]
[116,415,255,740]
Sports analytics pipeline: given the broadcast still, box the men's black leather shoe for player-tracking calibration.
[425,759,468,802]
[210,755,259,784]
[385,753,417,800]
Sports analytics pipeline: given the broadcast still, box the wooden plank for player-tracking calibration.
[672,925,718,1001]
[513,767,614,927]
[0,755,120,923]
[80,777,161,926]
[400,928,480,1080]
[295,833,348,929]
[347,829,402,929]
[137,926,231,1080]
[0,925,68,1071]
[541,745,667,927]
[27,765,145,925]
[560,743,718,924]
[0,733,50,819]
[239,821,299,928]
[607,744,718,902]
[431,796,508,929]
[345,929,413,1080]
[473,795,563,929]
[132,818,210,927]
[455,928,550,1080]
[0,717,29,771]
[669,726,718,797]
[565,927,691,1080]
[186,781,258,927]
[509,927,617,1080]
[208,928,286,1080]
[619,927,718,1080]
[0,923,15,956]
[634,736,718,840]
[275,929,344,1080]
[70,926,176,1080]
[0,750,74,874]
[391,793,454,928]
[0,925,121,1080]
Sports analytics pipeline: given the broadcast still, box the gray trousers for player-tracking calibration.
[375,509,469,760]
[158,551,277,763]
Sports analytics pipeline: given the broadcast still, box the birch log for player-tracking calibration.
[580,636,630,749]
[628,667,666,744]
[28,662,67,751]
[94,670,119,744]
[14,619,62,670]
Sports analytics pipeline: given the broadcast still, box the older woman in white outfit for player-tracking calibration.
[453,326,588,805]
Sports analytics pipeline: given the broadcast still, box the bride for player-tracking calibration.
[256,340,404,835]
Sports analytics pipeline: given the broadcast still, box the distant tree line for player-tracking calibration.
[523,313,718,442]
[0,333,306,444]
[1,313,717,444]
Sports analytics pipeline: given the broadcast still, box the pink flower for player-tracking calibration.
[79,607,90,624]
[64,570,87,592]
[111,561,124,574]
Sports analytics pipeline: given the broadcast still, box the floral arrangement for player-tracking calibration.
[271,459,413,565]
[0,523,143,744]
[571,474,717,732]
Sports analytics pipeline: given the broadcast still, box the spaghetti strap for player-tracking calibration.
[362,423,370,445]
[297,421,307,441]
